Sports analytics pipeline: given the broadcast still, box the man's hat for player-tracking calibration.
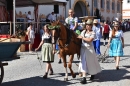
[86,19,93,25]
[93,19,98,23]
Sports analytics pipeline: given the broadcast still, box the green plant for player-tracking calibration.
[15,24,26,38]
[48,25,60,30]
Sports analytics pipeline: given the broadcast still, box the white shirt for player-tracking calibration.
[27,27,35,39]
[27,14,32,23]
[92,24,101,40]
[47,14,55,21]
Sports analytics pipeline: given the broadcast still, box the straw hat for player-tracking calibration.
[86,19,93,25]
[93,19,98,23]
[114,22,119,26]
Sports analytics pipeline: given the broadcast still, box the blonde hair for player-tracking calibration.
[68,9,74,12]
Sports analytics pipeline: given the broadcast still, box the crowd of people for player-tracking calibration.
[25,9,124,84]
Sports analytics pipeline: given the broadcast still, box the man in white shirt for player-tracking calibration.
[27,11,34,27]
[46,12,55,24]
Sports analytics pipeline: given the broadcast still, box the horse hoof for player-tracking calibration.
[72,74,76,78]
[64,78,68,81]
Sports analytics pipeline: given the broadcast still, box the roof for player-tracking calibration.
[0,0,67,7]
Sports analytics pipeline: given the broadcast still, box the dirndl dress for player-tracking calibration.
[41,43,54,63]
[78,30,102,75]
[109,30,124,57]
[109,38,123,57]
[41,33,54,63]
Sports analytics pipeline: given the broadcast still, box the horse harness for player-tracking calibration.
[57,25,81,49]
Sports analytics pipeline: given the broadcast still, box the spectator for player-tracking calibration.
[102,21,112,46]
[92,19,102,55]
[55,43,62,64]
[27,23,35,53]
[26,11,34,27]
[46,12,55,24]
[35,24,55,79]
[39,26,44,40]
[107,22,124,70]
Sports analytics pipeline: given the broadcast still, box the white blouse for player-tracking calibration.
[109,30,123,38]
[27,27,35,39]
[42,33,51,41]
[81,30,95,47]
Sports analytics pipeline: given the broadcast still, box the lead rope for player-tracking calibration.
[36,51,43,69]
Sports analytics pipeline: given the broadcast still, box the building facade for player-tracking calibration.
[122,0,130,20]
[15,0,123,22]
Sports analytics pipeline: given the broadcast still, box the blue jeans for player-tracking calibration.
[56,43,59,50]
[93,40,101,55]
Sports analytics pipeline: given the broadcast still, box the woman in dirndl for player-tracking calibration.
[107,21,124,70]
[77,19,101,84]
[35,24,55,79]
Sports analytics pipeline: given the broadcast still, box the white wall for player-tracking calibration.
[123,0,130,9]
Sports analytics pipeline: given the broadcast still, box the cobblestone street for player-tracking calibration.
[1,31,130,86]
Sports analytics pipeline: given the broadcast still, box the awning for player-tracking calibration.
[0,0,67,7]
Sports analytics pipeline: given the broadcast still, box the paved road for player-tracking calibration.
[1,31,130,86]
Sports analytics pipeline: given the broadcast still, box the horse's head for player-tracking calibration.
[48,21,61,44]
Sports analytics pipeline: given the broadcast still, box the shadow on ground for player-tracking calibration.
[93,69,130,83]
[1,76,74,86]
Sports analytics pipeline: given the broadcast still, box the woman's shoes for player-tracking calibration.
[43,73,48,79]
[80,77,87,84]
[58,59,62,64]
[116,66,119,70]
[49,68,54,75]
[90,75,95,80]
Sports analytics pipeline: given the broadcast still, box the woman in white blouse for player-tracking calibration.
[77,19,101,84]
[107,22,124,70]
[27,23,35,53]
[35,25,55,79]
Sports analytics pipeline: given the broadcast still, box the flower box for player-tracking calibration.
[0,35,26,52]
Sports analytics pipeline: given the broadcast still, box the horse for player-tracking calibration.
[50,21,81,81]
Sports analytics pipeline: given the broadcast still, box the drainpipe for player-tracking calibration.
[69,0,71,8]
[121,0,123,20]
[13,0,15,35]
[92,0,93,16]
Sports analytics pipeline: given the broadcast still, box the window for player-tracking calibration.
[117,3,120,12]
[94,0,98,8]
[127,0,130,3]
[101,0,104,8]
[106,1,110,10]
[112,2,115,10]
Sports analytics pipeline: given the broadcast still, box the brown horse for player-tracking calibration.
[51,21,81,81]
